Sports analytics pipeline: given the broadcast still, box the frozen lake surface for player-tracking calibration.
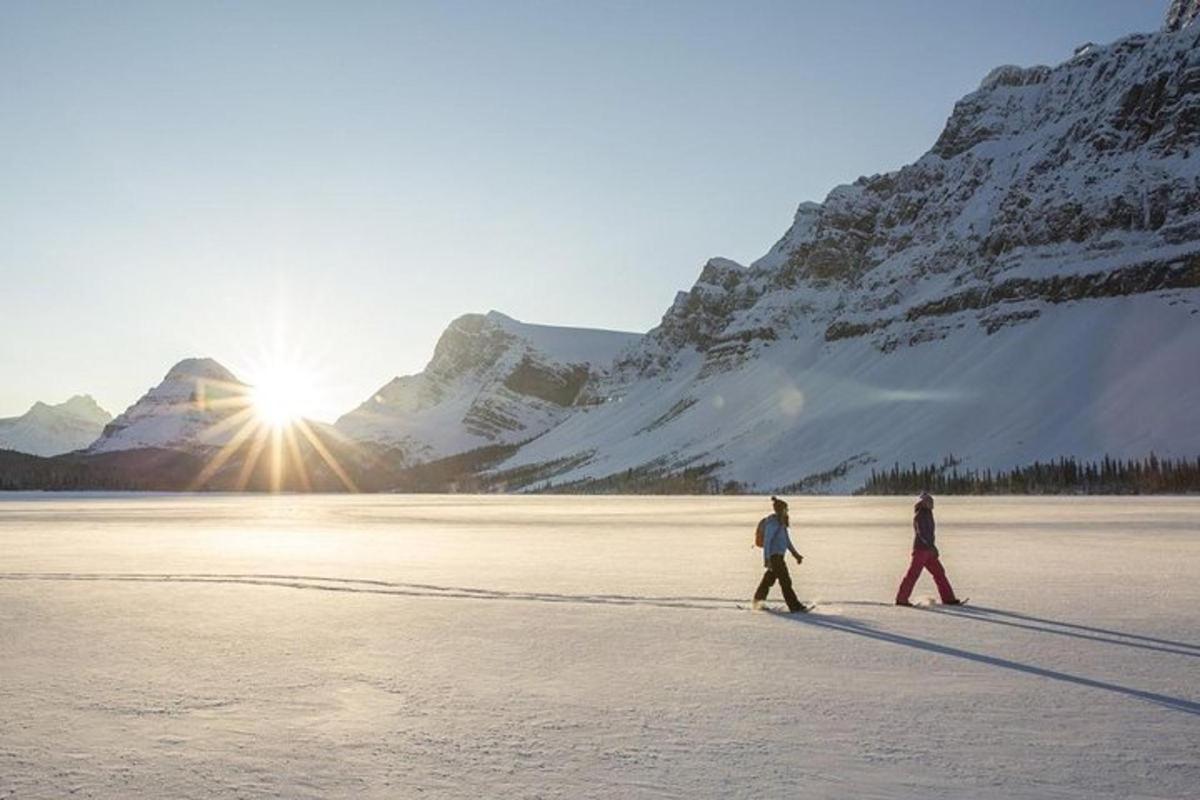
[2,494,1198,799]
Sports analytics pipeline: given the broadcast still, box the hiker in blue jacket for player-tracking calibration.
[753,496,806,613]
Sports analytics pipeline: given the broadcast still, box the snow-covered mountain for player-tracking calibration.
[0,395,111,457]
[480,8,1200,491]
[89,358,252,454]
[78,357,379,491]
[12,4,1198,494]
[335,311,641,465]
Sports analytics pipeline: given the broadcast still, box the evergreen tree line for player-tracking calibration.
[0,451,139,491]
[859,454,1200,495]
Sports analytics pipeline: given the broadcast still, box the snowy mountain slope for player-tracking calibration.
[88,358,252,454]
[500,294,1200,491]
[488,10,1200,492]
[0,395,111,457]
[335,311,641,464]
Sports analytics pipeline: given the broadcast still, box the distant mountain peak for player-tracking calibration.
[57,394,111,422]
[485,309,516,324]
[0,394,112,457]
[87,358,247,454]
[163,357,239,384]
[22,395,110,422]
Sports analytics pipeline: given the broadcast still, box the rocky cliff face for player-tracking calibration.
[1165,0,1200,32]
[612,20,1200,377]
[492,13,1200,492]
[335,312,640,464]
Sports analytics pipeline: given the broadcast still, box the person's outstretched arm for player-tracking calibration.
[785,524,803,564]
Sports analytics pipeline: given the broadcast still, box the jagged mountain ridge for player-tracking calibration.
[334,311,641,465]
[0,395,111,457]
[610,18,1200,379]
[486,10,1200,491]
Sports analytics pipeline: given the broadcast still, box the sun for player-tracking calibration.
[183,314,359,492]
[187,354,358,492]
[250,364,316,428]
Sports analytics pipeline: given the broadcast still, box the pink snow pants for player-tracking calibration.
[895,549,957,604]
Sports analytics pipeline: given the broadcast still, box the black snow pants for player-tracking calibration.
[753,553,801,612]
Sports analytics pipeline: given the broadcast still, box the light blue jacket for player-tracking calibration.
[761,514,792,564]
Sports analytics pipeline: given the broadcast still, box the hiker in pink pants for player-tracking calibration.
[895,491,964,606]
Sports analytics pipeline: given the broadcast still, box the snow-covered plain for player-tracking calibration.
[1,494,1198,799]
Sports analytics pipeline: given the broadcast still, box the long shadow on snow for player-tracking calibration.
[774,612,1200,716]
[939,605,1200,653]
[821,600,1200,657]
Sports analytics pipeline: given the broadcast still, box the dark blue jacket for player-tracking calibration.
[912,506,936,551]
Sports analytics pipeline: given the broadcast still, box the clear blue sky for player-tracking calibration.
[0,1,1165,421]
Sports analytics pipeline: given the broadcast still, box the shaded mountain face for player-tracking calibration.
[0,395,111,457]
[491,14,1200,492]
[335,311,641,465]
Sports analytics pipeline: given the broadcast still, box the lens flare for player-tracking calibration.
[250,365,315,428]
[779,386,806,417]
[180,339,358,492]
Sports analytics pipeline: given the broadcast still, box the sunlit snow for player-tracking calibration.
[2,494,1197,799]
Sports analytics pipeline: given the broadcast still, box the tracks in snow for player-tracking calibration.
[0,572,746,612]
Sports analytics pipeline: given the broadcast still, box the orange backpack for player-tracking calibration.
[754,516,768,548]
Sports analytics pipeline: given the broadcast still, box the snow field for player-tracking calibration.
[1,494,1198,799]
